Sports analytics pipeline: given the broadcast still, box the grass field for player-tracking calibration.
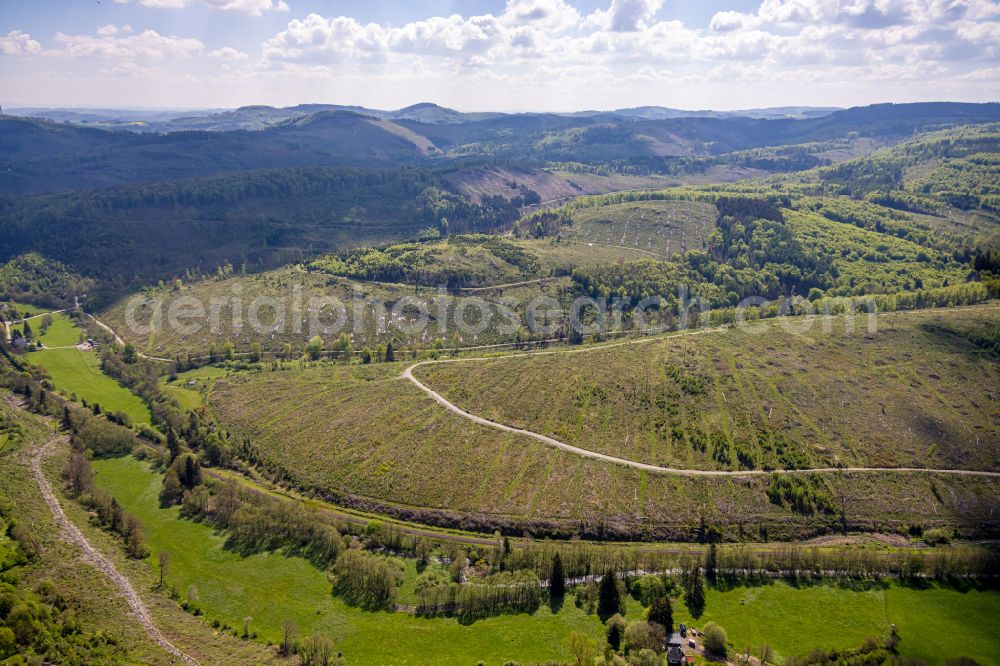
[32,347,152,424]
[6,310,80,347]
[91,455,611,665]
[415,306,1000,473]
[208,351,1000,540]
[162,378,203,410]
[89,454,1000,666]
[0,300,50,318]
[674,580,1000,665]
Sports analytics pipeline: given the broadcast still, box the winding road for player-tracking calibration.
[30,434,200,666]
[403,306,1000,479]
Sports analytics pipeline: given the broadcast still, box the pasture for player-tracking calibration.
[6,310,80,347]
[676,580,1000,664]
[31,347,152,424]
[88,455,1000,665]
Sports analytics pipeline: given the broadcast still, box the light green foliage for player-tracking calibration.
[310,235,541,288]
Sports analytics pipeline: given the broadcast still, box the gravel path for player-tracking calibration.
[30,435,201,666]
[403,307,1000,478]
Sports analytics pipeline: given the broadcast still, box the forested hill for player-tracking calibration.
[2,102,998,196]
[0,111,432,195]
[0,167,530,297]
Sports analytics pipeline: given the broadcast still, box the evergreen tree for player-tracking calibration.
[166,429,181,462]
[647,596,673,633]
[550,552,566,600]
[598,569,622,618]
[182,455,201,489]
[686,567,706,617]
[385,341,395,362]
[706,542,718,583]
[605,613,626,652]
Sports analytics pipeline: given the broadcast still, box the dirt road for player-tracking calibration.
[403,307,1000,479]
[30,435,200,666]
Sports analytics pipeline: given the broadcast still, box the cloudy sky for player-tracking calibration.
[1,0,998,111]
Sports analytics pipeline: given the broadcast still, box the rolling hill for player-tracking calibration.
[3,102,998,197]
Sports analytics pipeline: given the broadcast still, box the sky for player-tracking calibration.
[1,0,998,111]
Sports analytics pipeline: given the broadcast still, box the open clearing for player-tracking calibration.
[675,580,1000,664]
[209,344,999,540]
[90,455,1000,665]
[414,306,1000,473]
[562,199,717,257]
[31,347,152,424]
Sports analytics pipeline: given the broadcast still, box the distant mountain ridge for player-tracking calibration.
[1,102,997,196]
[7,102,842,132]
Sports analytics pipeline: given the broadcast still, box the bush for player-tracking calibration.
[605,613,626,652]
[623,621,665,655]
[703,621,728,656]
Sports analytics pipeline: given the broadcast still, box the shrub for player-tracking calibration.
[703,621,728,656]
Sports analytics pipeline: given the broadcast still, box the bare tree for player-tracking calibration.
[281,619,299,655]
[158,551,170,589]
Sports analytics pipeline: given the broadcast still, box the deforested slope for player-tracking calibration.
[414,306,1000,473]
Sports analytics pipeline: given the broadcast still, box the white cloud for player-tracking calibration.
[956,65,1000,81]
[710,10,753,32]
[586,0,665,32]
[8,0,998,111]
[49,29,204,58]
[262,15,389,63]
[114,0,288,15]
[501,0,581,31]
[210,46,249,59]
[0,30,41,56]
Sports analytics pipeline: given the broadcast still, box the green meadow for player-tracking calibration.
[90,456,610,666]
[90,456,1000,665]
[162,380,202,411]
[7,310,80,347]
[674,581,1000,664]
[1,301,50,318]
[32,347,151,424]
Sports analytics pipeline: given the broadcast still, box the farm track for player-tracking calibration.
[404,305,1000,479]
[29,433,201,666]
[84,313,174,362]
[457,277,561,293]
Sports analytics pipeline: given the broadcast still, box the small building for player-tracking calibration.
[667,633,684,648]
[667,646,686,666]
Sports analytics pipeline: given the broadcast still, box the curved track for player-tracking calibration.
[403,308,1000,479]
